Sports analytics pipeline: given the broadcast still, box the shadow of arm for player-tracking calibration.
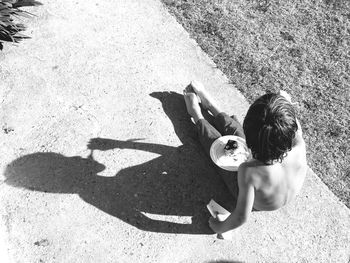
[88,137,175,155]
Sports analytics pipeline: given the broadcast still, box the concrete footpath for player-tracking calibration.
[0,0,349,262]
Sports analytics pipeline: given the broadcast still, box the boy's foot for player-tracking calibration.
[189,80,222,116]
[183,88,204,123]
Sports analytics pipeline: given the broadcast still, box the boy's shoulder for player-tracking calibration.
[238,159,284,184]
[238,159,265,182]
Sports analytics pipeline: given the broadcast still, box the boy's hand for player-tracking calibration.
[279,90,292,103]
[279,90,298,106]
[208,216,226,234]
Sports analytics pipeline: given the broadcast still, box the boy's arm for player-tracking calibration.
[296,118,303,137]
[209,165,255,234]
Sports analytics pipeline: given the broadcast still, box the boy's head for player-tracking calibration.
[243,93,298,164]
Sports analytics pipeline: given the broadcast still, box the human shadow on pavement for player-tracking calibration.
[4,91,237,234]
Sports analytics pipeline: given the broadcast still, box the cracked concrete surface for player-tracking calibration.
[0,0,349,262]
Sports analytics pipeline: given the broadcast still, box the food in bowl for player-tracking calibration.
[224,139,249,163]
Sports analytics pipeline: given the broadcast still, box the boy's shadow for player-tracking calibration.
[4,91,236,234]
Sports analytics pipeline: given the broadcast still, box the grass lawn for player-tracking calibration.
[162,0,350,207]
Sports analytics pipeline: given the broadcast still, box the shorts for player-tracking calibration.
[196,112,245,157]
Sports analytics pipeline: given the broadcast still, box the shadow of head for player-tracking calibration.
[4,152,105,193]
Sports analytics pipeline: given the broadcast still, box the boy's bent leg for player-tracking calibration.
[197,116,240,200]
[213,113,244,199]
[196,119,221,156]
[214,112,245,139]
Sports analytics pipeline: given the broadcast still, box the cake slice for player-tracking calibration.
[224,139,238,157]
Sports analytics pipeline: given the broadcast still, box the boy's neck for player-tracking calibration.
[251,158,277,166]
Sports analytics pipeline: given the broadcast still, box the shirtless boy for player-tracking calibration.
[183,81,307,234]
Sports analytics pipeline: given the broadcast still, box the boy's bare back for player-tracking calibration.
[241,126,307,211]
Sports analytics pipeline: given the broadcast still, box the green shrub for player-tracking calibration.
[0,0,41,50]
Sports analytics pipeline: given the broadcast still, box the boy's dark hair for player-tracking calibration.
[243,93,298,164]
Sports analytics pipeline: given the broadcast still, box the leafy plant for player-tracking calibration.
[0,0,41,50]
